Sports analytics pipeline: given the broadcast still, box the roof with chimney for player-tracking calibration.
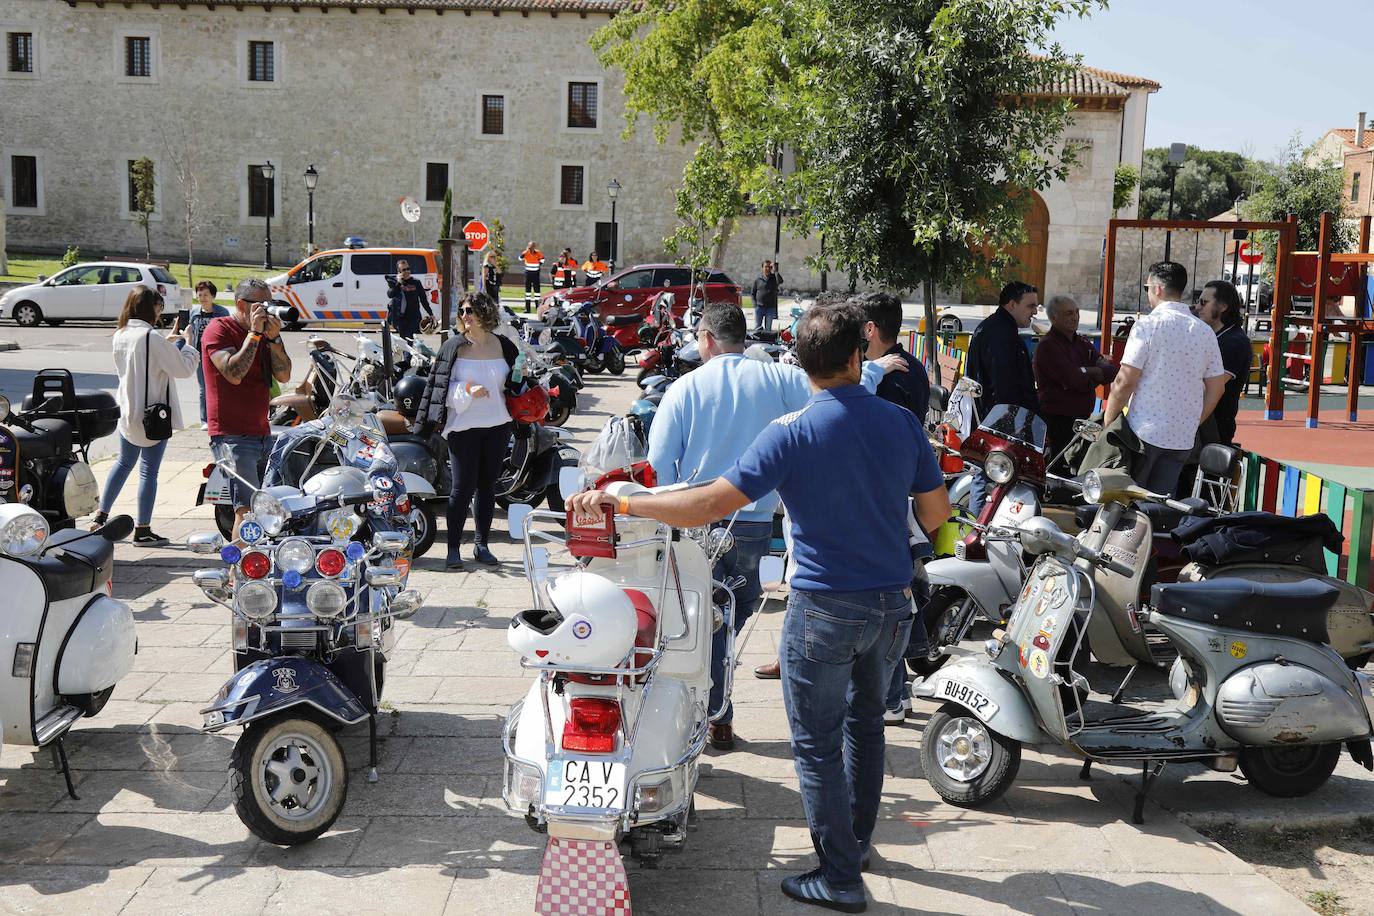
[1327,127,1374,151]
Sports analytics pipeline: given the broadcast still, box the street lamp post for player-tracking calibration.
[607,178,621,272]
[1162,142,1186,262]
[303,164,319,253]
[261,160,276,270]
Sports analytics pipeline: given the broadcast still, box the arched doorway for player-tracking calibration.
[964,190,1050,304]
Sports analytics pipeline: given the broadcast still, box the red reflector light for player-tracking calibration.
[203,463,215,479]
[549,385,561,398]
[940,453,965,475]
[240,551,271,580]
[316,548,347,578]
[562,698,621,753]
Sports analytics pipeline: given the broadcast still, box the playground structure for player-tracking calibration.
[1101,214,1374,428]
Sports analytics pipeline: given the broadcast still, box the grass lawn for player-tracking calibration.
[2,255,272,292]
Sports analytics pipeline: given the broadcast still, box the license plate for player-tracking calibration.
[545,757,627,811]
[936,678,999,717]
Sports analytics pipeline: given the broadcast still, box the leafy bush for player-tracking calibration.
[60,246,80,269]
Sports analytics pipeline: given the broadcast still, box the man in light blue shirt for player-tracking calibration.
[649,302,903,749]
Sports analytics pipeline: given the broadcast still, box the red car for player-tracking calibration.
[540,263,741,350]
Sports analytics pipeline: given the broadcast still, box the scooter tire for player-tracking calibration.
[1239,742,1341,798]
[215,505,237,540]
[606,350,626,376]
[584,355,605,375]
[907,588,964,678]
[409,503,438,558]
[920,703,1020,808]
[545,486,566,514]
[546,402,572,427]
[230,713,348,846]
[635,365,657,386]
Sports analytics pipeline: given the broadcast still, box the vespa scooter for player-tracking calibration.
[912,468,1374,824]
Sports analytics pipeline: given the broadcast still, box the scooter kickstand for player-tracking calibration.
[1132,760,1165,825]
[1078,759,1093,781]
[53,738,79,800]
[367,713,379,784]
[1110,665,1138,705]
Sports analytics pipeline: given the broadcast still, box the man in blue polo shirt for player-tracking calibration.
[571,301,950,913]
[649,300,906,752]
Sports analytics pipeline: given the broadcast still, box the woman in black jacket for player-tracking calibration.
[415,292,518,568]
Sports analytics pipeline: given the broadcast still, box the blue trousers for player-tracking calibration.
[708,520,772,724]
[99,435,168,525]
[780,587,913,891]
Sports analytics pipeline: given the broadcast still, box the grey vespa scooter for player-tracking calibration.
[912,468,1374,824]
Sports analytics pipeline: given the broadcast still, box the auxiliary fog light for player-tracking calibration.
[634,775,674,815]
[306,580,348,620]
[504,758,544,810]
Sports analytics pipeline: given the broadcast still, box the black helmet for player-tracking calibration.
[394,374,426,419]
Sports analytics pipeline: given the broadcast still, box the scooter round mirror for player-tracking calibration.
[1072,419,1104,442]
[557,467,585,501]
[388,588,423,620]
[703,526,735,562]
[759,554,786,588]
[186,531,226,554]
[507,503,534,540]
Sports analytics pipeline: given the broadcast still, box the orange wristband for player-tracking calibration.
[248,332,263,343]
[618,495,631,515]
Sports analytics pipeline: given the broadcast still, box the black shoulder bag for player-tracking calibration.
[142,330,174,441]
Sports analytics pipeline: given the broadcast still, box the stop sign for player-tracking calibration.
[462,219,490,251]
[1238,240,1263,266]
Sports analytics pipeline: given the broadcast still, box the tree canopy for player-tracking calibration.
[1243,136,1356,267]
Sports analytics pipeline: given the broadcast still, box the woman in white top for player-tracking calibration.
[413,292,515,569]
[88,286,199,545]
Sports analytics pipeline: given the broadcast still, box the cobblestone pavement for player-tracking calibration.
[0,365,1338,915]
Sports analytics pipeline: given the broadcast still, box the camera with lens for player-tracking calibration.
[265,299,299,324]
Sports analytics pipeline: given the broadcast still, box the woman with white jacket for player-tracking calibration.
[87,286,199,545]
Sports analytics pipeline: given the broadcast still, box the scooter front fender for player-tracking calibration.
[925,556,1013,621]
[911,656,1042,744]
[399,471,436,500]
[201,657,369,732]
[948,471,973,507]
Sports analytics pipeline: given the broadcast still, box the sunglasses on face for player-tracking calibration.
[459,307,477,316]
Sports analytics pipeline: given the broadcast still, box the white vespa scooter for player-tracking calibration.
[0,503,136,796]
[501,470,773,913]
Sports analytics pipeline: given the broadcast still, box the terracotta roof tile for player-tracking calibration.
[1079,65,1161,92]
[1329,128,1374,150]
[70,0,625,10]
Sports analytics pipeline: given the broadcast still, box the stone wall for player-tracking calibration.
[1109,226,1234,315]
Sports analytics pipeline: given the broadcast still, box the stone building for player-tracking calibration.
[2,0,1155,304]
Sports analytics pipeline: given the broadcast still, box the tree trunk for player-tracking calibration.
[923,278,940,386]
[144,223,152,261]
[712,216,735,267]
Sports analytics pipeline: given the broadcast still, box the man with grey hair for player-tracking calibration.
[1033,292,1118,457]
[203,277,293,538]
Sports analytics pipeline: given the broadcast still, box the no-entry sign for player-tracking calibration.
[462,219,490,251]
[1238,240,1262,266]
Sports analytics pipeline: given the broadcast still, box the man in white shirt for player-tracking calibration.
[1103,261,1227,496]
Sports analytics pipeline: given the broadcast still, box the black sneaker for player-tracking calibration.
[445,555,465,570]
[472,543,499,566]
[133,527,168,547]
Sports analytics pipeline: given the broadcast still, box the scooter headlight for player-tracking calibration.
[306,580,348,620]
[1082,470,1103,504]
[0,505,48,558]
[235,581,278,620]
[251,491,287,536]
[275,538,315,575]
[984,450,1015,485]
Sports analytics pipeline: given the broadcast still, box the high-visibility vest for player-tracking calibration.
[555,257,578,283]
[522,249,544,270]
[583,260,609,282]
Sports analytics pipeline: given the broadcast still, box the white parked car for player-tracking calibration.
[0,261,181,327]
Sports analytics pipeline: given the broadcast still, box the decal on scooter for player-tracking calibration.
[273,667,299,693]
[1230,641,1248,660]
[1208,636,1223,653]
[239,521,264,544]
[1027,649,1050,679]
[1032,629,1052,651]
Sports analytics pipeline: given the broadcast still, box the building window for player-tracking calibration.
[482,94,505,136]
[7,32,33,73]
[559,165,585,206]
[1353,173,1362,204]
[247,40,274,82]
[248,164,275,218]
[11,154,37,208]
[424,162,449,202]
[125,36,151,77]
[127,159,156,214]
[567,82,597,129]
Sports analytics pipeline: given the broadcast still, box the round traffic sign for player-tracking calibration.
[462,219,490,251]
[1238,240,1262,266]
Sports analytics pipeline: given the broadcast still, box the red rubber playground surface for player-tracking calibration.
[1235,406,1374,490]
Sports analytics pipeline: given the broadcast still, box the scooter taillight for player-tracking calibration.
[549,385,561,398]
[203,463,216,480]
[562,698,622,753]
[940,452,965,475]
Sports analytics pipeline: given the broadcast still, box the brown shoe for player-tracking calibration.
[709,724,735,751]
[754,659,781,680]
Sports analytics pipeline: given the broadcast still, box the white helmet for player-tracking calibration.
[507,571,638,668]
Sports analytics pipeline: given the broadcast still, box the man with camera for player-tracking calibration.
[203,277,294,539]
[386,259,436,341]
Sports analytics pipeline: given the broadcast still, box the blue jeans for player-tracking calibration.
[99,435,168,525]
[780,587,914,892]
[195,363,208,424]
[967,468,988,517]
[754,305,777,332]
[210,435,271,509]
[708,520,772,725]
[885,577,931,710]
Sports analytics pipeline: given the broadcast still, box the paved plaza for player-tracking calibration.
[0,330,1361,914]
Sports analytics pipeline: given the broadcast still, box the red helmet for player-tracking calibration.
[506,384,550,424]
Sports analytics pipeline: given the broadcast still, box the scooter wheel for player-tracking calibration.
[606,350,626,376]
[545,486,566,514]
[1239,742,1341,798]
[230,714,348,846]
[408,503,438,559]
[545,403,572,427]
[635,365,657,386]
[215,505,237,540]
[907,588,964,678]
[920,703,1020,808]
[585,355,605,375]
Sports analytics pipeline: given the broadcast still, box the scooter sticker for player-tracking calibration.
[571,619,593,640]
[273,667,299,693]
[239,521,263,544]
[1230,641,1248,660]
[1027,649,1050,679]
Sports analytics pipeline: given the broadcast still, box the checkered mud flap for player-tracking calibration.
[535,837,632,914]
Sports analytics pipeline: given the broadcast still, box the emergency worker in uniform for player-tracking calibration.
[520,242,545,312]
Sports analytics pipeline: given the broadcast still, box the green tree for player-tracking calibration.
[1137,145,1256,220]
[130,157,156,259]
[440,187,453,246]
[1242,135,1356,270]
[489,217,509,273]
[1113,163,1139,213]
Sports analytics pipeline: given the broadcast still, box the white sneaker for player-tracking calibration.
[883,699,909,724]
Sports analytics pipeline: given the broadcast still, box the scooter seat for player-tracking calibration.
[17,526,117,602]
[376,409,412,436]
[605,314,641,328]
[1138,498,1207,534]
[1150,579,1337,643]
[13,418,73,461]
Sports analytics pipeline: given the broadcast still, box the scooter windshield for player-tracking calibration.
[977,405,1046,451]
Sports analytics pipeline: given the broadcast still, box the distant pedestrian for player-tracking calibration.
[88,286,199,546]
[1194,280,1252,446]
[1104,261,1227,496]
[552,247,578,289]
[387,259,434,341]
[520,242,545,312]
[1033,294,1118,457]
[582,251,609,286]
[481,249,501,304]
[751,260,783,332]
[183,280,228,428]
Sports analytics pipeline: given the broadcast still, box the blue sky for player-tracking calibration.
[1049,0,1367,160]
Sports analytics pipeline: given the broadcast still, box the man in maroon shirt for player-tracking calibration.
[1033,294,1117,457]
[203,278,293,537]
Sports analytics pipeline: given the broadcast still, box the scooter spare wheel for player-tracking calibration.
[536,837,631,914]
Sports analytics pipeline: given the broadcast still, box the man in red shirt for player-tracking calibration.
[203,278,293,537]
[1032,294,1117,458]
